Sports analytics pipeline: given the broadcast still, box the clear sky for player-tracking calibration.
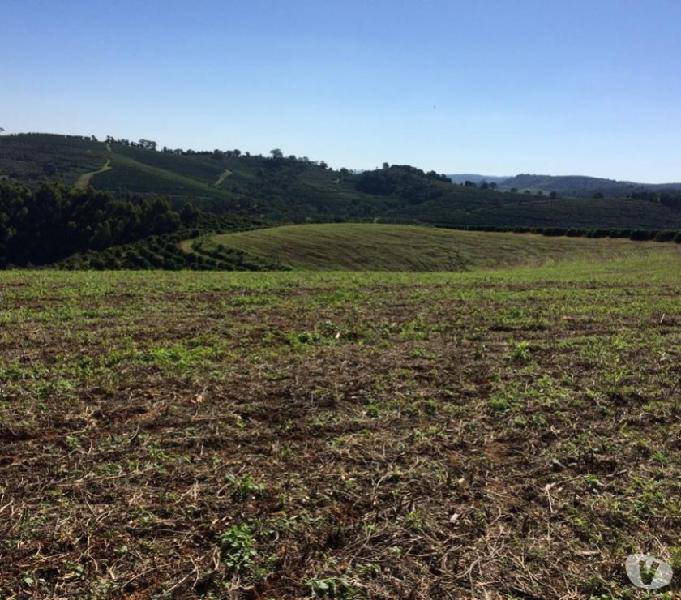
[2,0,681,182]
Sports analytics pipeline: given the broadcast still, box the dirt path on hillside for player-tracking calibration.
[75,159,112,190]
[214,168,232,187]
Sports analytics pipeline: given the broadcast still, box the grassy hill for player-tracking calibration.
[184,223,676,271]
[5,133,681,231]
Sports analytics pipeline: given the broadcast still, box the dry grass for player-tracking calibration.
[195,224,671,271]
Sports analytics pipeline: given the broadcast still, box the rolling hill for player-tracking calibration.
[496,173,681,197]
[447,172,681,197]
[181,223,677,271]
[4,133,681,233]
[446,174,509,185]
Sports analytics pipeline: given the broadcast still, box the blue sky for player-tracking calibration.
[2,0,681,181]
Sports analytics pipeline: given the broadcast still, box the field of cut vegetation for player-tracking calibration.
[1,249,680,598]
[186,224,671,272]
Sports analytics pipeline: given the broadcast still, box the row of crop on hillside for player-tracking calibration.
[55,231,285,271]
[455,225,681,242]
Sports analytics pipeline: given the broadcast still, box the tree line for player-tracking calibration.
[455,224,681,242]
[0,182,199,267]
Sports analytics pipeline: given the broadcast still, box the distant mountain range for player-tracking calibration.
[447,174,510,185]
[447,173,681,197]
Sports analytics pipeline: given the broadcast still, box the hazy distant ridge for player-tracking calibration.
[448,172,681,197]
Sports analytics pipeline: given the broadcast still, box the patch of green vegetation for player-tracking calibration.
[219,524,257,573]
[226,473,266,500]
[306,576,357,599]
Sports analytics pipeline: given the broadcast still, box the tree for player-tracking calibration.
[139,139,157,151]
[180,202,200,226]
[0,182,188,267]
[270,148,283,160]
[92,221,112,249]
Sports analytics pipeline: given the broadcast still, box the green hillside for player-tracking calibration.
[0,133,106,183]
[184,223,676,271]
[4,133,681,231]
